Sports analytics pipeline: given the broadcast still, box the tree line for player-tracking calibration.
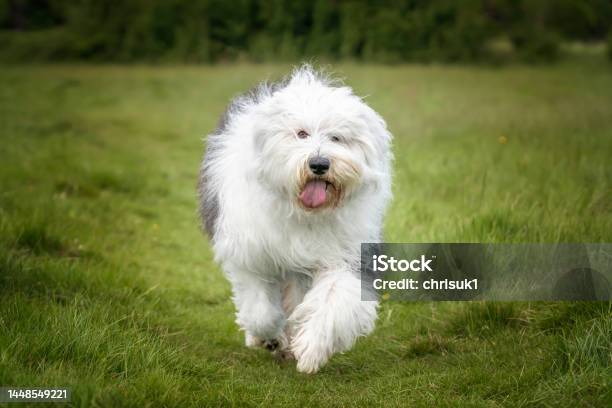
[1,0,611,63]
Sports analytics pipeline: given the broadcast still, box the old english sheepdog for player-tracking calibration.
[198,65,392,373]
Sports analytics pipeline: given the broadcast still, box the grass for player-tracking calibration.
[0,60,611,407]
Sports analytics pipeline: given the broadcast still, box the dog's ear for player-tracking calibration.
[360,105,393,161]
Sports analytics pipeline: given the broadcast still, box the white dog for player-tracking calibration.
[198,65,392,373]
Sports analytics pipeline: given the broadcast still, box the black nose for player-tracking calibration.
[308,156,330,175]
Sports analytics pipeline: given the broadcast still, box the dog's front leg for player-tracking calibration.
[228,268,285,350]
[289,267,378,373]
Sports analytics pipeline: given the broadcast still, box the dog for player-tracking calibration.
[198,65,392,373]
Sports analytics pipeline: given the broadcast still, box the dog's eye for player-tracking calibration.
[331,135,341,142]
[297,130,309,139]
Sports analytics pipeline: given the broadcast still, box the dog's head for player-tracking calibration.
[251,66,392,213]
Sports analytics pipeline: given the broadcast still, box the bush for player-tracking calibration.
[0,0,606,63]
[511,28,560,63]
[0,28,75,61]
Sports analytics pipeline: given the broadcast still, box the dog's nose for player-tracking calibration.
[309,156,330,175]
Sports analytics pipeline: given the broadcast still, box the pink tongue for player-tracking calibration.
[299,180,327,208]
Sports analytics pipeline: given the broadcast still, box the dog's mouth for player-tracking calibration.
[299,179,336,209]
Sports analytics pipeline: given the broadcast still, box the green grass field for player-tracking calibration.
[0,61,611,407]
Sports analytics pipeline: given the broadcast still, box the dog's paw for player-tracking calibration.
[295,349,328,374]
[245,332,284,352]
[291,335,330,374]
[263,338,279,351]
[245,332,263,348]
[273,349,295,361]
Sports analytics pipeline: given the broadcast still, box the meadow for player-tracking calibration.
[0,60,610,407]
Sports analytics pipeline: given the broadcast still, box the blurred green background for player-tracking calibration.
[0,1,611,407]
[1,0,611,63]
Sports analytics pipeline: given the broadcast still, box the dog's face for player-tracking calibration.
[252,72,391,213]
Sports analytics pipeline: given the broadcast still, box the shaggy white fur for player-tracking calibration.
[199,65,392,373]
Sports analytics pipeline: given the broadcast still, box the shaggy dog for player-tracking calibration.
[198,65,392,373]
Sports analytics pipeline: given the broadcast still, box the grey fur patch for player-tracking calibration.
[197,161,219,239]
[198,78,288,240]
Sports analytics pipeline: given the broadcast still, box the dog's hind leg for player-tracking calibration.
[282,274,311,317]
[289,267,378,373]
[273,274,311,360]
